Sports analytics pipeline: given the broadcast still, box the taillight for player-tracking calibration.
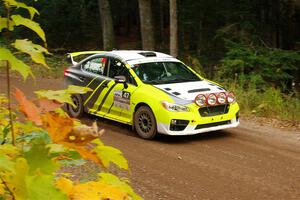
[64,68,70,77]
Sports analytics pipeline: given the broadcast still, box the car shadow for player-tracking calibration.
[155,130,231,144]
[80,114,232,143]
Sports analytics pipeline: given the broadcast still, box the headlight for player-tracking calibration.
[217,92,227,104]
[161,101,190,112]
[195,94,206,107]
[227,92,236,103]
[207,93,217,106]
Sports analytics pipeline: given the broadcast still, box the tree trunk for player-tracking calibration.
[170,0,178,57]
[138,0,155,50]
[98,0,114,50]
[152,0,165,50]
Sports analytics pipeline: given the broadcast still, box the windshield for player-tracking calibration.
[132,62,201,84]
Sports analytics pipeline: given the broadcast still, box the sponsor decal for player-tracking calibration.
[113,90,130,110]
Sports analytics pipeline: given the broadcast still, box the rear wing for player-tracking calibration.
[66,51,106,65]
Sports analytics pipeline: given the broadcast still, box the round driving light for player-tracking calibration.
[227,92,235,103]
[217,92,227,104]
[195,94,206,107]
[207,93,217,106]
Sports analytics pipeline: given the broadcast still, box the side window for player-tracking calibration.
[108,58,125,78]
[107,58,136,85]
[82,57,107,75]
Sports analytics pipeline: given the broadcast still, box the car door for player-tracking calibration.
[93,57,138,123]
[79,56,110,112]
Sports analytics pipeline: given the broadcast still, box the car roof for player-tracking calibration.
[102,50,179,65]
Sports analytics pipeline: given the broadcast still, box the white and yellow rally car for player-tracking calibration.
[64,50,239,139]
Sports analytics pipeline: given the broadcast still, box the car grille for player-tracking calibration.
[199,104,229,117]
[195,120,231,130]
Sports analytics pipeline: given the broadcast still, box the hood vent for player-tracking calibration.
[172,92,181,95]
[164,88,172,91]
[188,88,210,93]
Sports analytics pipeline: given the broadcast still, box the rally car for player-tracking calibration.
[64,50,239,139]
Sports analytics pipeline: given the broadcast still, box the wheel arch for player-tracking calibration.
[132,102,155,130]
[134,102,151,112]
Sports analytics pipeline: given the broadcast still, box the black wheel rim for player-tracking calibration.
[138,112,152,134]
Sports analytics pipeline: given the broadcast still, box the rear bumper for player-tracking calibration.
[157,118,239,135]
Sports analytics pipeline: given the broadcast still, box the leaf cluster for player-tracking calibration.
[1,88,141,199]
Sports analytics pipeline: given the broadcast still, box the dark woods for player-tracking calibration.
[30,0,299,51]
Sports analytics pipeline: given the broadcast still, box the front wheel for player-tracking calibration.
[67,94,84,118]
[134,106,157,139]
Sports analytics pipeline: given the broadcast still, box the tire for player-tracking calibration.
[67,94,84,118]
[134,106,157,139]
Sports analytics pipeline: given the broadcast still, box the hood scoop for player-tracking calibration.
[172,92,181,96]
[188,88,210,93]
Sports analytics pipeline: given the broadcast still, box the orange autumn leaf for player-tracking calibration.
[43,113,104,166]
[70,145,104,166]
[38,98,62,112]
[56,177,74,195]
[42,112,74,143]
[14,88,42,126]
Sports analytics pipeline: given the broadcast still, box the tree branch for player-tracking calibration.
[0,175,15,200]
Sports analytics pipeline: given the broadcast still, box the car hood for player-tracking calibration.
[153,80,226,101]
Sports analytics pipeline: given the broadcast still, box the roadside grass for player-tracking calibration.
[223,81,300,124]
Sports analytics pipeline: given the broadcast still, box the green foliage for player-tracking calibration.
[24,142,59,174]
[13,39,50,66]
[11,14,46,42]
[92,139,128,170]
[219,41,300,89]
[0,17,14,31]
[4,0,39,19]
[26,175,68,200]
[0,47,33,79]
[0,0,47,79]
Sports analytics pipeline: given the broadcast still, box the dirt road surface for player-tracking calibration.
[1,75,300,200]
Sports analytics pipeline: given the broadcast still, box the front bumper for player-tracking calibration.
[157,118,239,135]
[155,102,240,135]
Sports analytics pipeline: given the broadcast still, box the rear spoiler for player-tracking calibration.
[66,51,106,65]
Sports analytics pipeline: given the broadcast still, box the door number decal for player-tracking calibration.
[114,90,130,110]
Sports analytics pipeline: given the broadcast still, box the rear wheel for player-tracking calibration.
[67,94,84,118]
[134,106,157,139]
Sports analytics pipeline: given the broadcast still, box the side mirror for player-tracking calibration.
[114,75,126,83]
[114,75,128,89]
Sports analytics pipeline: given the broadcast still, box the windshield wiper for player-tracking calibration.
[168,78,198,83]
[144,80,163,84]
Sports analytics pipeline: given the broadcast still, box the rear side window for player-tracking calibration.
[82,57,107,75]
